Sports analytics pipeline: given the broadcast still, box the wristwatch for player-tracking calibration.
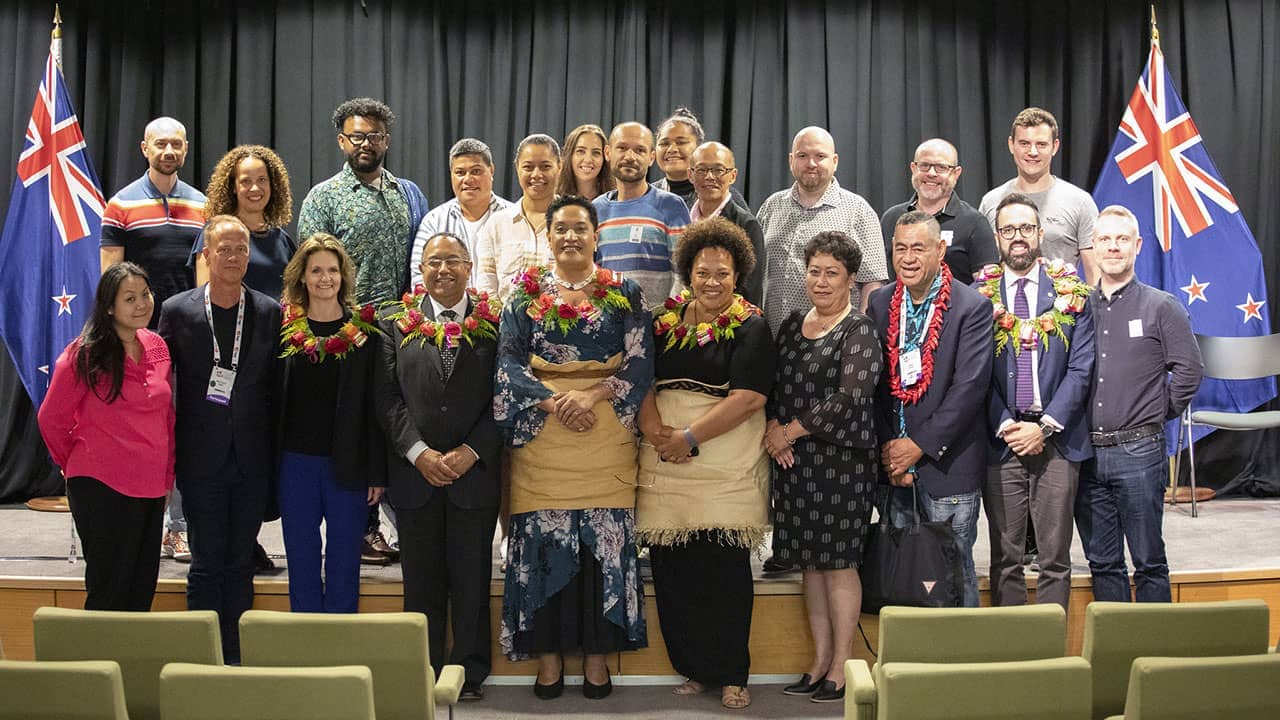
[1039,422,1056,438]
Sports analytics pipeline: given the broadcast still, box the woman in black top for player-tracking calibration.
[637,217,774,710]
[277,234,385,612]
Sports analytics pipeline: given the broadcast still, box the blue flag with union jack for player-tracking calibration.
[0,51,105,407]
[1092,40,1276,448]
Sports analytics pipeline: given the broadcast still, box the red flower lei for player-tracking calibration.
[509,265,631,335]
[383,287,501,350]
[885,263,953,405]
[279,303,380,363]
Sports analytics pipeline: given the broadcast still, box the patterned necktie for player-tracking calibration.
[1013,277,1035,412]
[439,309,458,379]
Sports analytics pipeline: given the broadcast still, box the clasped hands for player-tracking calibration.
[414,446,477,487]
[538,388,606,433]
[881,437,924,487]
[1000,421,1045,457]
[763,419,795,468]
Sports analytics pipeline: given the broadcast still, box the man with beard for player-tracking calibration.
[593,121,691,309]
[868,211,992,607]
[100,116,206,563]
[298,97,428,564]
[758,127,887,334]
[880,139,998,285]
[981,193,1094,611]
[688,141,764,306]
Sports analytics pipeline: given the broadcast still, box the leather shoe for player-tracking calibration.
[459,682,483,701]
[364,530,400,561]
[253,543,275,574]
[533,674,564,700]
[782,673,822,695]
[583,671,612,700]
[761,555,790,574]
[810,679,845,703]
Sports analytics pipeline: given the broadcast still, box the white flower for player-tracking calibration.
[1054,295,1072,313]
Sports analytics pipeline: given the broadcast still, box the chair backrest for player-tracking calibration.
[877,604,1067,665]
[1082,599,1271,719]
[159,662,375,720]
[1195,333,1280,380]
[877,656,1092,720]
[239,610,436,720]
[0,659,129,720]
[32,607,223,720]
[1120,654,1280,719]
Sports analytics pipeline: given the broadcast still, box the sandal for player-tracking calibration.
[722,685,751,709]
[673,679,706,695]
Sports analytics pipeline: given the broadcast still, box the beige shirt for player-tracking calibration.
[474,202,553,303]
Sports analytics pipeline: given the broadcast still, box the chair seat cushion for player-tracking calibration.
[1190,410,1280,431]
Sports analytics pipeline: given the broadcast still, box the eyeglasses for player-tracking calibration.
[424,258,469,269]
[912,161,957,174]
[341,132,388,146]
[690,166,734,179]
[996,224,1040,240]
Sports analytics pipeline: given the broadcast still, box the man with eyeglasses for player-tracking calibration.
[298,97,428,564]
[880,139,998,285]
[979,107,1099,284]
[409,138,511,292]
[981,193,1095,612]
[688,141,764,305]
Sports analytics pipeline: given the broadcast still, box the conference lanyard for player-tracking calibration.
[203,285,246,371]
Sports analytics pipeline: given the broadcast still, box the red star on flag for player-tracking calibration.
[1180,275,1209,305]
[52,287,77,316]
[1235,293,1266,323]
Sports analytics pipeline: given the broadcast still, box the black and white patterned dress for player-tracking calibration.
[770,310,882,569]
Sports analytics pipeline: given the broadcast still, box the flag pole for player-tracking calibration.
[52,3,62,66]
[1150,4,1160,48]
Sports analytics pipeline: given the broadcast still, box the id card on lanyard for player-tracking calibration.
[897,293,937,388]
[204,285,246,406]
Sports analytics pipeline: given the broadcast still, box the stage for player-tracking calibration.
[3,498,1279,682]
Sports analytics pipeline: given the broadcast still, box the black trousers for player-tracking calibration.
[397,493,498,685]
[67,476,165,611]
[181,454,268,663]
[650,533,754,687]
[513,543,628,657]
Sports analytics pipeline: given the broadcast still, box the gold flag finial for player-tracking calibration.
[1150,5,1160,47]
[52,3,62,40]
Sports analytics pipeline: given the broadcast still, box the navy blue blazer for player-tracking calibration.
[868,278,994,499]
[982,266,1095,464]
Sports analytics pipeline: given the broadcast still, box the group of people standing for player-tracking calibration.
[36,97,1203,710]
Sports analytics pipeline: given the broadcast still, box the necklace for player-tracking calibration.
[513,265,631,335]
[384,288,501,349]
[552,265,598,291]
[280,303,381,363]
[521,201,547,236]
[811,303,852,332]
[974,258,1090,356]
[655,291,761,351]
[885,264,953,404]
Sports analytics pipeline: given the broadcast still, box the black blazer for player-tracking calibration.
[158,285,281,484]
[278,310,387,492]
[867,278,993,499]
[374,297,501,510]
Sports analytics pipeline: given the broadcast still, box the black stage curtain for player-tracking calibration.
[1,0,1278,501]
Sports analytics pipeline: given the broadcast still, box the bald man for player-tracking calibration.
[880,138,998,285]
[757,126,887,333]
[689,142,764,305]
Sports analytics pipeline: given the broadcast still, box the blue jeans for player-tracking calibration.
[278,452,369,613]
[888,486,981,607]
[165,485,187,533]
[1075,432,1171,602]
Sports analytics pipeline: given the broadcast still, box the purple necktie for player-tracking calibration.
[1013,277,1034,412]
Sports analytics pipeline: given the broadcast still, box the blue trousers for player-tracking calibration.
[278,452,368,613]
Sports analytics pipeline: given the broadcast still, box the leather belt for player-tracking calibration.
[1090,423,1162,447]
[1017,410,1044,423]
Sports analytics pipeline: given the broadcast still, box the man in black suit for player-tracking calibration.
[375,232,500,700]
[158,215,281,663]
[867,211,993,607]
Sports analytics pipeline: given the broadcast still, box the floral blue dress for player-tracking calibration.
[495,272,654,660]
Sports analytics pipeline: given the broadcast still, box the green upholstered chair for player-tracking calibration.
[159,662,375,720]
[1102,654,1280,720]
[1082,599,1271,720]
[846,604,1067,720]
[239,610,463,720]
[0,659,130,719]
[32,607,222,720]
[874,656,1092,720]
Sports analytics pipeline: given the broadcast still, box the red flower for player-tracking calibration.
[664,296,679,310]
[463,316,479,331]
[997,313,1017,330]
[324,336,349,355]
[522,279,541,296]
[1038,316,1056,332]
[674,325,688,339]
[421,323,437,338]
[597,267,615,285]
[359,304,376,323]
[557,303,578,319]
[594,287,609,299]
[716,314,731,328]
[403,291,418,305]
[289,331,307,347]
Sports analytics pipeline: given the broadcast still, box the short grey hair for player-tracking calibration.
[449,138,494,167]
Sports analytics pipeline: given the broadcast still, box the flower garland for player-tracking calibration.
[886,263,953,405]
[382,287,501,349]
[510,265,631,335]
[279,303,380,362]
[974,258,1091,357]
[653,290,761,351]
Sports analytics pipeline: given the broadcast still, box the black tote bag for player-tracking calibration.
[860,484,963,613]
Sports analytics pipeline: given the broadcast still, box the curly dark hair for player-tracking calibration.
[674,217,756,288]
[804,230,863,276]
[332,97,395,131]
[203,145,293,228]
[545,195,599,231]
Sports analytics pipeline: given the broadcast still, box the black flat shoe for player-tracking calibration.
[533,674,564,700]
[782,673,822,695]
[810,679,845,703]
[459,682,484,701]
[583,672,613,700]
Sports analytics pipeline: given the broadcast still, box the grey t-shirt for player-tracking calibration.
[979,177,1098,269]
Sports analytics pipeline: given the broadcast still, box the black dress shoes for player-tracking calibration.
[583,671,613,700]
[533,673,564,700]
[459,682,484,701]
[810,679,845,703]
[782,673,823,695]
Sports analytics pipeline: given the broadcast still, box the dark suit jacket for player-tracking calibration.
[374,297,501,510]
[983,266,1095,464]
[868,278,993,498]
[278,310,387,492]
[718,200,766,307]
[158,285,281,484]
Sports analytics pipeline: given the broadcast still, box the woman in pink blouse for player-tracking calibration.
[38,262,175,611]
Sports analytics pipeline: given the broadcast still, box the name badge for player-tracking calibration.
[207,366,237,406]
[1128,319,1144,338]
[900,349,922,387]
[629,225,645,244]
[941,230,954,247]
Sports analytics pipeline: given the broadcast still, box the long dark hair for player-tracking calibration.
[74,262,151,403]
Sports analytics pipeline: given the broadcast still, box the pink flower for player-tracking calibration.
[463,316,478,331]
[421,323,437,338]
